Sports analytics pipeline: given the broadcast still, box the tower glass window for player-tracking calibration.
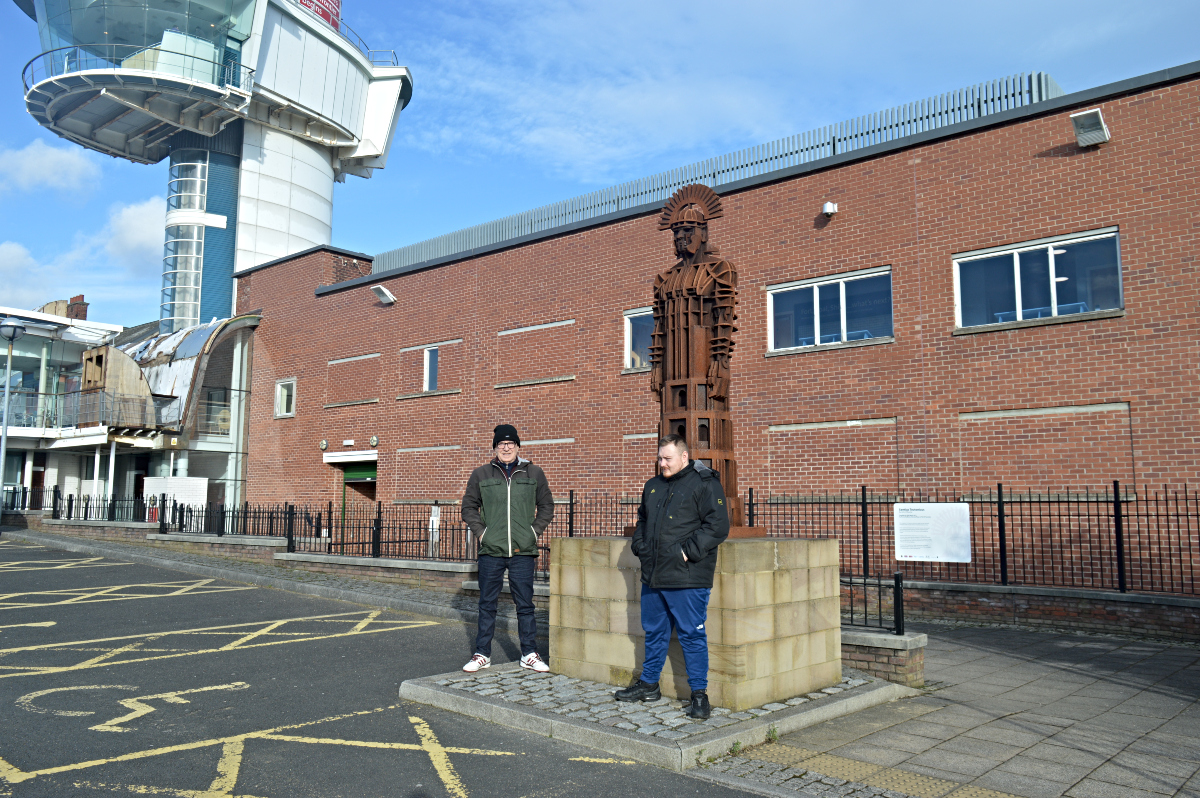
[160,223,204,333]
[167,150,208,211]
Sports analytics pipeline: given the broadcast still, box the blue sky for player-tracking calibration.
[0,0,1197,326]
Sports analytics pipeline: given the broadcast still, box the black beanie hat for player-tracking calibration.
[492,424,521,448]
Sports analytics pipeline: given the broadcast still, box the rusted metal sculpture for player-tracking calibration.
[650,184,744,526]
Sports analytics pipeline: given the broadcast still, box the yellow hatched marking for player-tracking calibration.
[0,621,55,630]
[744,743,1021,798]
[0,611,437,679]
[0,557,129,572]
[0,580,255,610]
[1,706,512,797]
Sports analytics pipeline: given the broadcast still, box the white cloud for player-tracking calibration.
[0,139,102,193]
[0,197,163,322]
[104,197,166,275]
[0,242,46,309]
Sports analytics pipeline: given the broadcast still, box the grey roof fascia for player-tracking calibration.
[12,0,35,21]
[314,58,1200,299]
[236,244,374,279]
[314,198,665,296]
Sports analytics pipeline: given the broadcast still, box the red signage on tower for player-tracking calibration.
[298,0,341,30]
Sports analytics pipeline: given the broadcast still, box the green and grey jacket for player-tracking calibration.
[461,458,554,558]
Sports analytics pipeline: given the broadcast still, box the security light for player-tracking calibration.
[822,202,838,218]
[370,285,396,304]
[1070,109,1110,147]
[0,319,25,342]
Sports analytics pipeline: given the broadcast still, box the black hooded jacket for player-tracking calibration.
[630,460,730,589]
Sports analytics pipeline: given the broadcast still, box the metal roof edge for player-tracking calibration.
[316,58,1200,298]
[235,244,374,279]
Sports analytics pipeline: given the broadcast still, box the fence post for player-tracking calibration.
[108,493,117,522]
[1113,479,1127,593]
[860,485,870,577]
[568,490,575,537]
[372,501,382,558]
[327,501,334,554]
[159,494,167,534]
[53,485,61,520]
[66,493,73,520]
[286,503,295,553]
[997,482,1008,586]
[216,503,225,537]
[892,572,905,635]
[748,487,755,527]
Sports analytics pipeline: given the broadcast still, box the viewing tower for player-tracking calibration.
[13,0,413,332]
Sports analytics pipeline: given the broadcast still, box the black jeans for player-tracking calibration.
[474,554,538,657]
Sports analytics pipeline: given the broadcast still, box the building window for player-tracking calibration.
[160,224,205,333]
[954,230,1122,328]
[624,308,653,369]
[167,150,208,211]
[423,347,439,392]
[768,268,893,351]
[275,379,295,418]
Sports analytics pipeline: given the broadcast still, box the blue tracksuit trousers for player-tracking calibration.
[638,585,711,691]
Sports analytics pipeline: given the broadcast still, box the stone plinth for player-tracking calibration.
[549,536,841,711]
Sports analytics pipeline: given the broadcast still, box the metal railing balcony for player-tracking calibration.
[22,44,255,95]
[2,389,163,431]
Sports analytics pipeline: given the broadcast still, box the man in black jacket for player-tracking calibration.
[615,434,730,718]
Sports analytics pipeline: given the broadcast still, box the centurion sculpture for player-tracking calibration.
[649,184,746,527]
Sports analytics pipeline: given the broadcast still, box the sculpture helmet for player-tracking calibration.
[658,184,724,231]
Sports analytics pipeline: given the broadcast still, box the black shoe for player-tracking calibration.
[685,690,711,719]
[614,678,661,702]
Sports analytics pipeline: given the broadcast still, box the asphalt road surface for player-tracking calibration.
[0,538,749,797]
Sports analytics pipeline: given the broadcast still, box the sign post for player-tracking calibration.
[894,503,972,563]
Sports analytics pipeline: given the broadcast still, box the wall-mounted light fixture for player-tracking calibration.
[1070,109,1111,147]
[821,201,838,218]
[371,285,396,304]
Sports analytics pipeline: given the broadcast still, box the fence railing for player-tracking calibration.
[15,482,1196,598]
[2,389,163,430]
[841,573,905,634]
[374,72,1062,275]
[747,482,1199,596]
[22,44,255,94]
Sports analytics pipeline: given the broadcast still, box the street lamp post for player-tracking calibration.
[0,318,27,509]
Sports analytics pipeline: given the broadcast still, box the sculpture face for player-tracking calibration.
[673,224,706,260]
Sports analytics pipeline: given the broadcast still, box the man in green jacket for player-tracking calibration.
[460,424,554,673]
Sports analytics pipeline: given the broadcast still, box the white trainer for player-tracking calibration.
[462,653,491,673]
[520,652,550,673]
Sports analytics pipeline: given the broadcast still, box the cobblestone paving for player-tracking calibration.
[438,668,872,741]
[704,756,912,797]
[0,527,546,627]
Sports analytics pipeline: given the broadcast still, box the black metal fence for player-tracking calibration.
[841,573,905,633]
[748,482,1199,596]
[10,482,1197,597]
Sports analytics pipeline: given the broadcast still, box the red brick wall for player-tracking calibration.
[238,76,1200,505]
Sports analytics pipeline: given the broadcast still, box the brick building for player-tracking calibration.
[234,61,1200,508]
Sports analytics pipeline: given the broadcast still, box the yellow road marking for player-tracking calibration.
[0,621,55,630]
[1,706,514,798]
[409,715,469,798]
[92,682,250,733]
[743,743,1023,798]
[569,757,637,764]
[0,611,437,679]
[0,557,130,572]
[17,685,138,717]
[0,580,255,610]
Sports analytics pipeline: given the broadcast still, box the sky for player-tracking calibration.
[0,0,1197,327]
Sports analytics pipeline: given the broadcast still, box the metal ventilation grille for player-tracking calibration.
[374,72,1063,276]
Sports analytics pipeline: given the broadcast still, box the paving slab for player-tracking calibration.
[400,662,918,772]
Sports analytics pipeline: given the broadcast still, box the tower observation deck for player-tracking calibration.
[13,0,413,332]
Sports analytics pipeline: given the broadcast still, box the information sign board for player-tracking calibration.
[299,0,341,30]
[893,503,972,562]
